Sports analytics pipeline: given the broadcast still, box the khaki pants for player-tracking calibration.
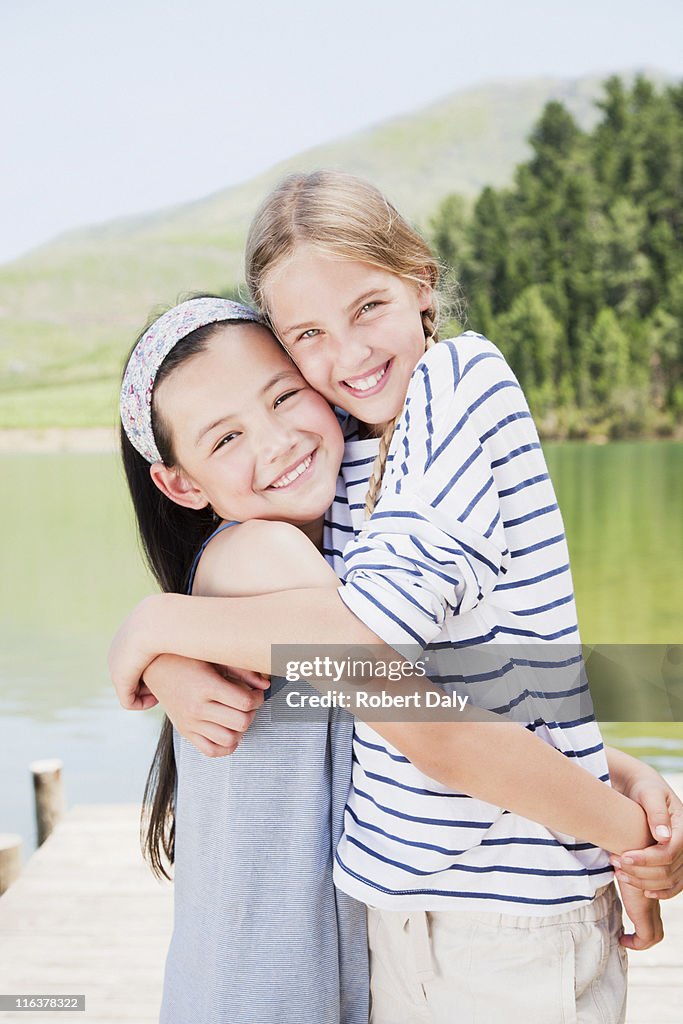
[367,884,627,1024]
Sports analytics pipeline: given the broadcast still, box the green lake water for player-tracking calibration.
[1,441,681,853]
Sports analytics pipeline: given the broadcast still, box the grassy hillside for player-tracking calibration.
[0,72,654,428]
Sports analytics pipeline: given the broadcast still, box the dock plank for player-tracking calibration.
[0,805,172,1023]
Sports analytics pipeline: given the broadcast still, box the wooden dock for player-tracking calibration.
[0,781,682,1023]
[0,805,172,1022]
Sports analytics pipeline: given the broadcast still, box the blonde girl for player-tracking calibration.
[112,174,682,1023]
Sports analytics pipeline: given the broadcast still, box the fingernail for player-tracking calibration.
[617,872,631,883]
[623,857,634,865]
[655,825,671,840]
[611,858,621,869]
[645,891,657,899]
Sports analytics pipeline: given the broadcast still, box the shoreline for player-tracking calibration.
[0,427,118,454]
[0,427,681,455]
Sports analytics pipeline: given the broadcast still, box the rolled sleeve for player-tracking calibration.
[339,340,510,654]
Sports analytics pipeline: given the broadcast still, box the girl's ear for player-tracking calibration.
[149,462,209,510]
[415,269,435,312]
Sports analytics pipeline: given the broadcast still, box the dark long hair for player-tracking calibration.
[121,313,246,880]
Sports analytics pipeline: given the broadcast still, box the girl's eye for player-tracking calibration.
[274,389,300,409]
[295,328,320,344]
[359,301,380,315]
[213,432,239,453]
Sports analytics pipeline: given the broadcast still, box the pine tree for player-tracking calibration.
[496,285,563,416]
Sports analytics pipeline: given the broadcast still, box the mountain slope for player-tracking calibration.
[0,71,659,428]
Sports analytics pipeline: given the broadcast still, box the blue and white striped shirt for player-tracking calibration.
[328,333,613,915]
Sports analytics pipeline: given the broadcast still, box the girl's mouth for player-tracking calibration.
[340,360,392,398]
[268,449,316,490]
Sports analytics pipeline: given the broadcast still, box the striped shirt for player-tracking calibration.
[327,332,613,915]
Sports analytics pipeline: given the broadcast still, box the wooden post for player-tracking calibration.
[30,759,65,846]
[0,834,22,895]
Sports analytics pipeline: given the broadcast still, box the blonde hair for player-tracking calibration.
[245,170,442,519]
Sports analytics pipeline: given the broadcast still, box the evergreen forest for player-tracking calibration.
[430,75,683,439]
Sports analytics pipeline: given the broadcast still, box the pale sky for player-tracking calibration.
[2,0,682,264]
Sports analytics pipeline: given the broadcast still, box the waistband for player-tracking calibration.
[370,882,618,933]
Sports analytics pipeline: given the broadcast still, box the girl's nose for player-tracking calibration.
[257,421,298,464]
[333,328,374,376]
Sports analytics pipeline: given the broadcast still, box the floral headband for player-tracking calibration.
[120,297,263,463]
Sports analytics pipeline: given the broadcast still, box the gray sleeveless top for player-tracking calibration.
[159,515,369,1023]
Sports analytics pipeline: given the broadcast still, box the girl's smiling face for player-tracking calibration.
[150,322,344,544]
[264,245,433,429]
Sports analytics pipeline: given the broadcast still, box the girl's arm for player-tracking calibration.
[111,520,654,859]
[139,630,683,898]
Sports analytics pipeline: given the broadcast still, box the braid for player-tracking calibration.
[363,415,398,519]
[363,307,441,520]
[422,309,438,350]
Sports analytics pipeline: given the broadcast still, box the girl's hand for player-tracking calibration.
[610,777,683,899]
[617,878,664,950]
[143,654,269,757]
[109,596,165,709]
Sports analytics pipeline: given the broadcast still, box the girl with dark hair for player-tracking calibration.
[119,296,368,1024]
